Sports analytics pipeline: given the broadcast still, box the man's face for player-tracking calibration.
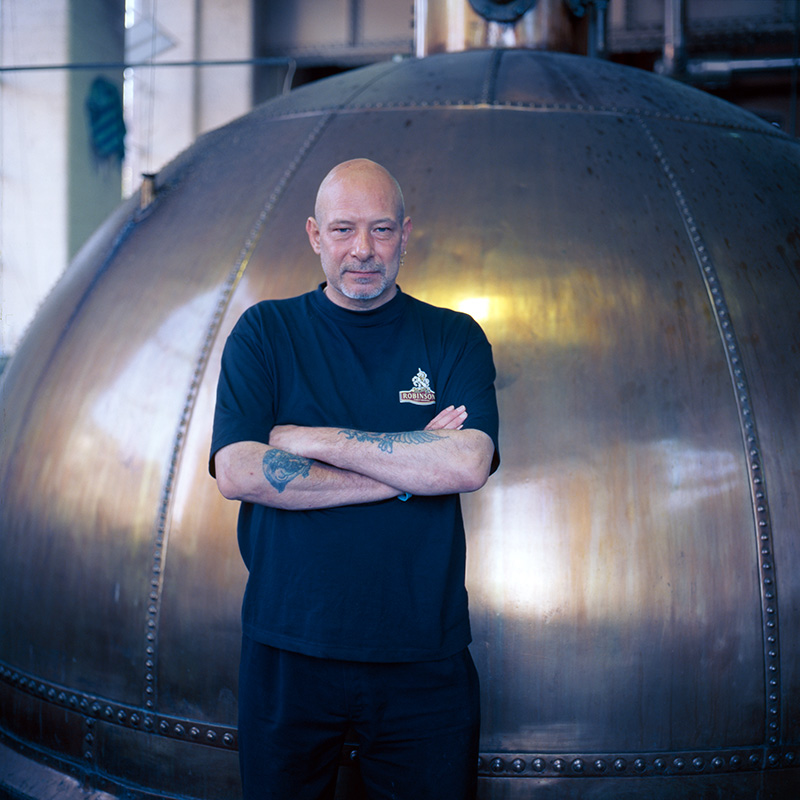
[307,165,412,311]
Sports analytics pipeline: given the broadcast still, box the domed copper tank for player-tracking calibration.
[2,49,800,799]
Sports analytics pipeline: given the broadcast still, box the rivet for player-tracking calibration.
[84,750,93,761]
[711,757,724,769]
[673,757,686,770]
[117,710,127,723]
[159,721,169,733]
[768,753,780,766]
[571,759,585,774]
[654,758,667,771]
[130,714,140,726]
[552,759,566,773]
[614,758,627,772]
[490,758,505,773]
[692,757,704,770]
[223,733,234,746]
[531,758,545,772]
[730,755,742,768]
[207,730,218,743]
[190,727,200,739]
[594,759,607,773]
[750,753,761,766]
[174,724,185,736]
[511,758,525,773]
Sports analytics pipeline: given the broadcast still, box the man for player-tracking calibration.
[210,158,499,799]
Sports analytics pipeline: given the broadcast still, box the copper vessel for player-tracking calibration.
[2,48,800,798]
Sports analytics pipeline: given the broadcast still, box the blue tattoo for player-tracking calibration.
[262,449,312,493]
[337,429,444,454]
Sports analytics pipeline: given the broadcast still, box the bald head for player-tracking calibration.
[314,159,405,226]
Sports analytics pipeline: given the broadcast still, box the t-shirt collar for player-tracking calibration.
[312,282,408,326]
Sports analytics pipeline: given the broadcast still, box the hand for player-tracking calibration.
[425,405,467,431]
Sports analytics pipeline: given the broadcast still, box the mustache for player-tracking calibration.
[343,261,384,273]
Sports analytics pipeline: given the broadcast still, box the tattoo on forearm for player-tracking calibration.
[338,429,445,454]
[262,449,312,493]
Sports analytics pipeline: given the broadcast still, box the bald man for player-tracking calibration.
[211,159,500,800]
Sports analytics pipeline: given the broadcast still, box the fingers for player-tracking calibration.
[424,405,467,431]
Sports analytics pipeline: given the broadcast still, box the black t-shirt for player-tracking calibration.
[210,284,499,662]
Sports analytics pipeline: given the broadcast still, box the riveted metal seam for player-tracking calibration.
[481,48,503,105]
[0,662,238,750]
[638,116,781,754]
[256,100,796,142]
[476,745,799,777]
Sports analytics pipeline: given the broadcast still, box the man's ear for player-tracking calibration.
[401,216,413,251]
[306,216,321,254]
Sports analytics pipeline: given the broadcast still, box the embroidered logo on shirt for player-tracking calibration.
[399,368,436,405]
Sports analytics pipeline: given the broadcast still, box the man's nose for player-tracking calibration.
[351,229,373,260]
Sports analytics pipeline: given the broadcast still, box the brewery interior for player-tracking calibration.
[1,1,800,799]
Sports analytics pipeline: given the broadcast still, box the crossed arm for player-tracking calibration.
[213,405,495,510]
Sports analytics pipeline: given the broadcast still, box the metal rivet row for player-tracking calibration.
[638,116,781,752]
[477,747,797,778]
[0,663,237,750]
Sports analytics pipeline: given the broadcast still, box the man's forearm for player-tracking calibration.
[214,441,401,509]
[269,425,494,496]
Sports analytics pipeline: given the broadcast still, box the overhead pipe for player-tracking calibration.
[657,0,800,86]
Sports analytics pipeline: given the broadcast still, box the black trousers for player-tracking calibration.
[238,637,480,800]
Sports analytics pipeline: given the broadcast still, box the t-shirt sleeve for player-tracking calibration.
[209,309,275,477]
[438,316,501,474]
